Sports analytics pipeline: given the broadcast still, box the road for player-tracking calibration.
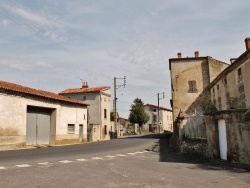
[0,134,249,188]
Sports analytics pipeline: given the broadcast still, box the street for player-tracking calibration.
[0,134,249,188]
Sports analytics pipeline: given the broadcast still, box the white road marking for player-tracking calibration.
[76,158,88,161]
[38,162,51,165]
[116,154,126,157]
[15,164,31,168]
[59,160,73,163]
[105,155,116,158]
[0,166,7,170]
[92,157,103,160]
[127,152,137,155]
[135,151,144,154]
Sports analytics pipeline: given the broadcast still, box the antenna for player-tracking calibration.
[80,78,84,85]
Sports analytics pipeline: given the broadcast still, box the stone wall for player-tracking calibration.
[205,110,250,165]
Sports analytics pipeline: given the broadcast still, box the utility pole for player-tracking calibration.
[113,76,126,138]
[157,92,165,133]
[114,77,117,138]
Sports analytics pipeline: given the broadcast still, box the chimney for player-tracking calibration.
[194,51,199,57]
[82,82,89,88]
[245,37,250,50]
[230,58,237,64]
[177,52,182,58]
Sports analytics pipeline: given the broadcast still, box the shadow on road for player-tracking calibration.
[123,133,250,173]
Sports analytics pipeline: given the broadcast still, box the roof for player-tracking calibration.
[59,86,111,95]
[208,49,250,89]
[168,56,228,70]
[0,80,88,106]
[144,104,172,112]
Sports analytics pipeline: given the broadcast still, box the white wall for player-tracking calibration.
[0,93,87,145]
[61,90,112,141]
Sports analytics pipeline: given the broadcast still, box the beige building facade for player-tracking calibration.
[169,52,228,139]
[144,104,173,133]
[59,82,112,141]
[0,80,88,146]
[205,38,250,164]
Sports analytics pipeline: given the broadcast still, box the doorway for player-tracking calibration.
[26,106,52,145]
[218,119,227,160]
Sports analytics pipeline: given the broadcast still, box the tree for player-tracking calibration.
[128,98,149,134]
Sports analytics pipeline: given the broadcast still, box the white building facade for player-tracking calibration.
[144,104,173,133]
[59,82,111,141]
[0,80,88,146]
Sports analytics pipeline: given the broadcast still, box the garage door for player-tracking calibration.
[26,106,51,145]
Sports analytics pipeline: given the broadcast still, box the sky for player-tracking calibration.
[0,0,250,118]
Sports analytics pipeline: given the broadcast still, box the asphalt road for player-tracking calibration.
[0,134,250,188]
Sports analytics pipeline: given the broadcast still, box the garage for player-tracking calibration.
[26,106,53,145]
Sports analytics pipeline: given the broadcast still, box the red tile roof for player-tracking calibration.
[59,86,111,94]
[0,80,88,106]
[144,104,172,111]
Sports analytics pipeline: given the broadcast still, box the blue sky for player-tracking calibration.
[0,0,249,118]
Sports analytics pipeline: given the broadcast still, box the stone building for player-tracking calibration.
[144,104,173,133]
[0,80,88,147]
[59,82,112,141]
[205,38,250,164]
[169,52,228,139]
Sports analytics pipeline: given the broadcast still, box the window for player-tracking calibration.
[67,124,75,134]
[224,77,227,86]
[238,68,243,82]
[226,92,230,109]
[82,96,86,100]
[239,84,246,108]
[188,81,197,93]
[104,109,107,118]
[83,114,86,120]
[153,109,157,112]
[218,97,222,110]
[217,84,219,91]
[153,114,157,121]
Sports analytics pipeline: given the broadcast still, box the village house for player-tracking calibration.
[59,82,112,142]
[169,37,250,165]
[0,80,88,147]
[205,38,250,164]
[144,104,173,133]
[169,52,228,140]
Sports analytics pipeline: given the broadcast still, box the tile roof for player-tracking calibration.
[144,104,172,111]
[0,80,88,106]
[59,86,111,94]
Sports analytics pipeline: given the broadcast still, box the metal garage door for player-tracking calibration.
[26,106,51,145]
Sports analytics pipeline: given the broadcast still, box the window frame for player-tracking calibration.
[188,80,198,93]
[67,124,75,134]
